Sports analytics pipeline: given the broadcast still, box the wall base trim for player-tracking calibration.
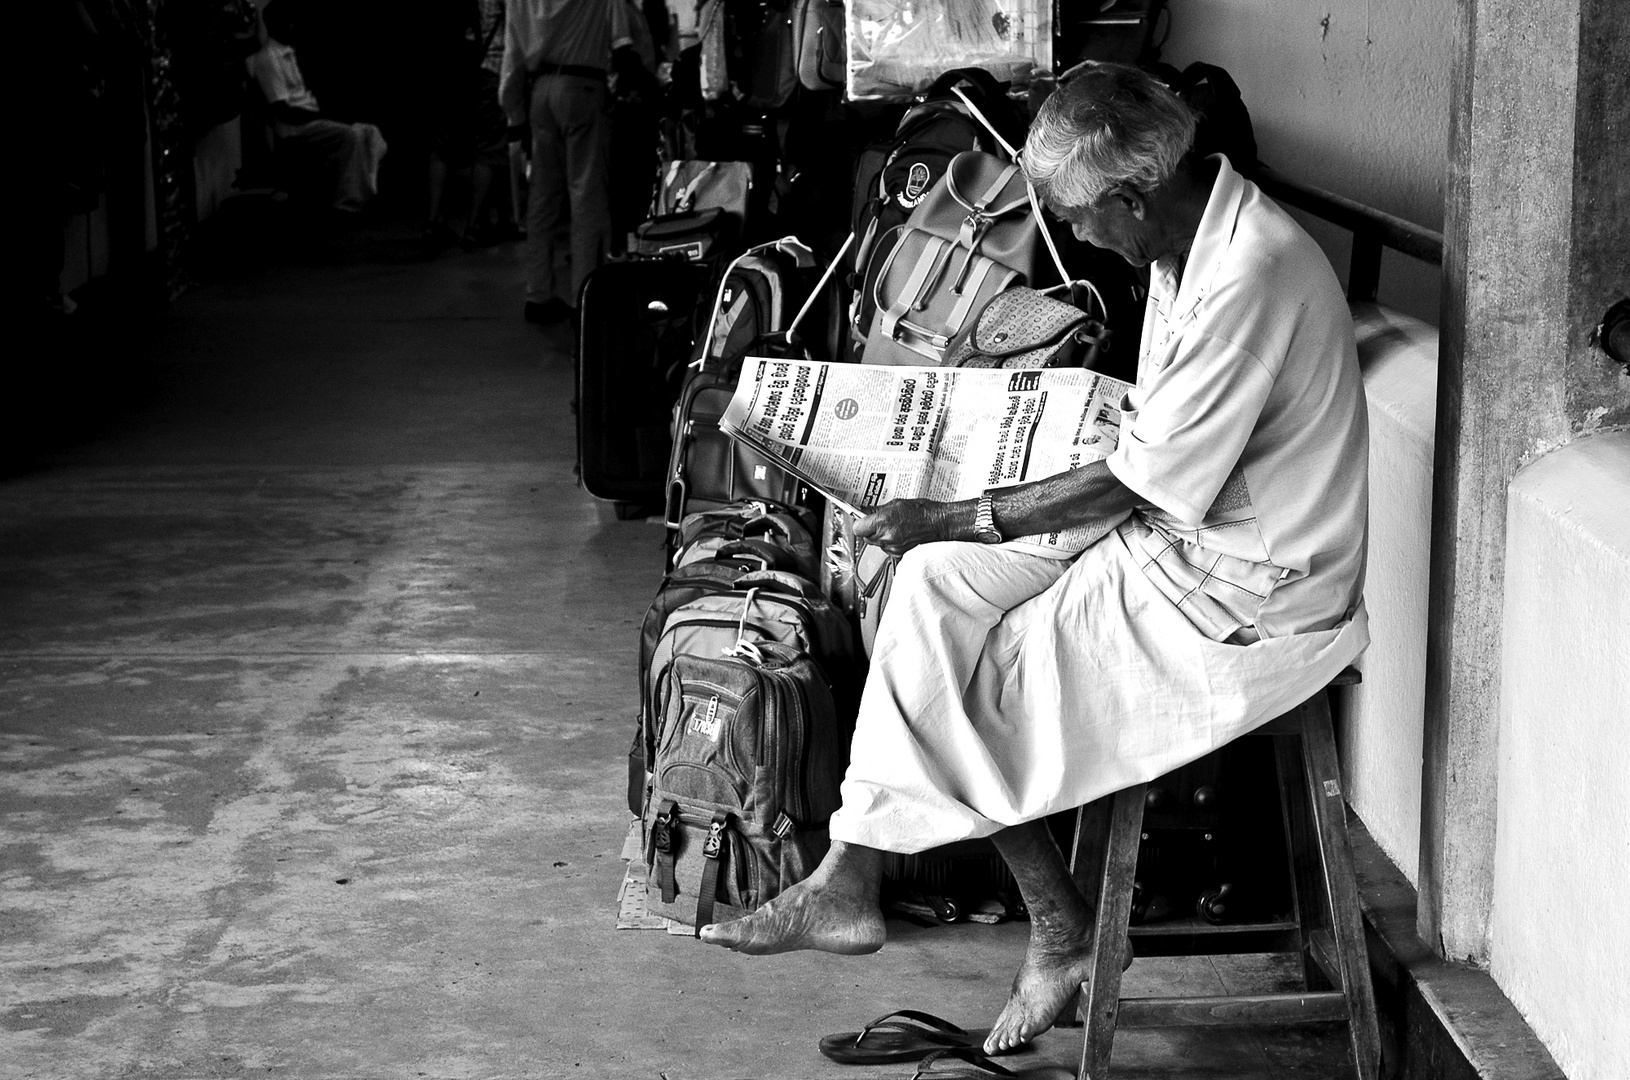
[1350,816,1565,1080]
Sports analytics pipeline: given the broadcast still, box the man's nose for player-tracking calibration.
[1071,220,1094,242]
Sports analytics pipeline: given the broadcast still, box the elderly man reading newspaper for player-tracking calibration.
[701,62,1371,1056]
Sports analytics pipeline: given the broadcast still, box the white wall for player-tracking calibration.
[1344,303,1438,885]
[1491,434,1630,1080]
[1162,0,1452,324]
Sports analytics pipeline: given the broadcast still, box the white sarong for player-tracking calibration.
[828,522,1370,853]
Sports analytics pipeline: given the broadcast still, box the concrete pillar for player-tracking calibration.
[1422,0,1630,962]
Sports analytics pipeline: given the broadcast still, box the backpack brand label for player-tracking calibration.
[688,695,723,740]
[900,162,932,207]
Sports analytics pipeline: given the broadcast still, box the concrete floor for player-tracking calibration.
[1,218,1352,1079]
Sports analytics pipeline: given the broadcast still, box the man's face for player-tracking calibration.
[1052,188,1154,267]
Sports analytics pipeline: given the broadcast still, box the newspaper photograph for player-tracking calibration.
[719,358,1134,556]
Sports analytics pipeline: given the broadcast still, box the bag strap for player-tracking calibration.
[947,83,1019,159]
[1025,171,1074,287]
[1038,276,1109,321]
[692,813,731,936]
[733,587,761,654]
[786,230,854,339]
[946,256,998,337]
[674,162,717,213]
[880,235,948,340]
[653,799,680,903]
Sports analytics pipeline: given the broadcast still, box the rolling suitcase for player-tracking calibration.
[576,259,713,517]
[663,238,828,540]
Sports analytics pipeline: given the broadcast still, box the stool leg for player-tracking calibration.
[1078,783,1146,1080]
[1299,693,1382,1080]
[1057,799,1116,1029]
[1275,719,1334,992]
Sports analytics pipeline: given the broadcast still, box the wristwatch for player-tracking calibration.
[973,491,1003,544]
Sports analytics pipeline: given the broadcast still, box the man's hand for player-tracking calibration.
[852,499,972,557]
[852,462,1143,558]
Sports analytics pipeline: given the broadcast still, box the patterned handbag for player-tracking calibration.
[943,286,1111,369]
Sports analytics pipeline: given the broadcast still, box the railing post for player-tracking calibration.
[1346,233,1383,304]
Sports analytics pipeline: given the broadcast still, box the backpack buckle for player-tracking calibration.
[703,817,727,860]
[771,811,796,839]
[653,801,677,853]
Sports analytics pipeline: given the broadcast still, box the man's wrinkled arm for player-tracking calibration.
[853,460,1142,555]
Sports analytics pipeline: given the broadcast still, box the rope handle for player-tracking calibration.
[1025,172,1073,288]
[948,84,1019,159]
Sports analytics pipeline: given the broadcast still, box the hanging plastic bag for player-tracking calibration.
[846,0,1051,101]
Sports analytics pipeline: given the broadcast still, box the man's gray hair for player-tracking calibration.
[1022,63,1197,210]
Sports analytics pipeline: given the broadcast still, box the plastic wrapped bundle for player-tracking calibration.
[846,0,1051,100]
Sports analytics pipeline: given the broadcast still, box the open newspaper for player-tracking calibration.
[720,358,1134,557]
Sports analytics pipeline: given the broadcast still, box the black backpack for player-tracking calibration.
[1149,61,1260,175]
[847,68,1031,291]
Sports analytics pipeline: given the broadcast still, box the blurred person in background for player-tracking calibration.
[501,0,653,325]
[248,1,387,213]
[422,0,514,250]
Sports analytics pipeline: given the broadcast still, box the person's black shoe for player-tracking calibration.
[524,299,574,326]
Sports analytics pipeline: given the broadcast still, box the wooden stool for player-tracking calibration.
[1066,673,1381,1080]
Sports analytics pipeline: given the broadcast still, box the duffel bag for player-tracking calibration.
[633,208,731,261]
[672,499,819,581]
[654,160,754,226]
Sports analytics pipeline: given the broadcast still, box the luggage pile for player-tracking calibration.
[580,24,1257,930]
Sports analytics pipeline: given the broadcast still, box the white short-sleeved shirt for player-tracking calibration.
[248,41,320,115]
[1105,156,1369,639]
[499,0,632,124]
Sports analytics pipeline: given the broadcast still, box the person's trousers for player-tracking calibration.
[525,73,611,307]
[279,119,386,211]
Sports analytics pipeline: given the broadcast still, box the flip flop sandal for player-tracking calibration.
[910,1047,1075,1080]
[817,1009,1011,1065]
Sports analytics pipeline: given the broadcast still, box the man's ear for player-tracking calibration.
[1110,185,1148,221]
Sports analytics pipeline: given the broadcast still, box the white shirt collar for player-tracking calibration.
[1157,155,1246,319]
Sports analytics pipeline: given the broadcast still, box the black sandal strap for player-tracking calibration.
[912,1048,1020,1080]
[856,1009,970,1047]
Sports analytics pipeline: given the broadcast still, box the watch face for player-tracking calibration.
[975,527,1003,544]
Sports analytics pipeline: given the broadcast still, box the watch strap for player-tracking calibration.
[974,491,1002,543]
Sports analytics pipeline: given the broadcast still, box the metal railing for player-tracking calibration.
[1252,167,1444,304]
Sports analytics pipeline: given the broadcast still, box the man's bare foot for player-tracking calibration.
[983,935,1136,1053]
[983,930,1097,1054]
[698,874,886,955]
